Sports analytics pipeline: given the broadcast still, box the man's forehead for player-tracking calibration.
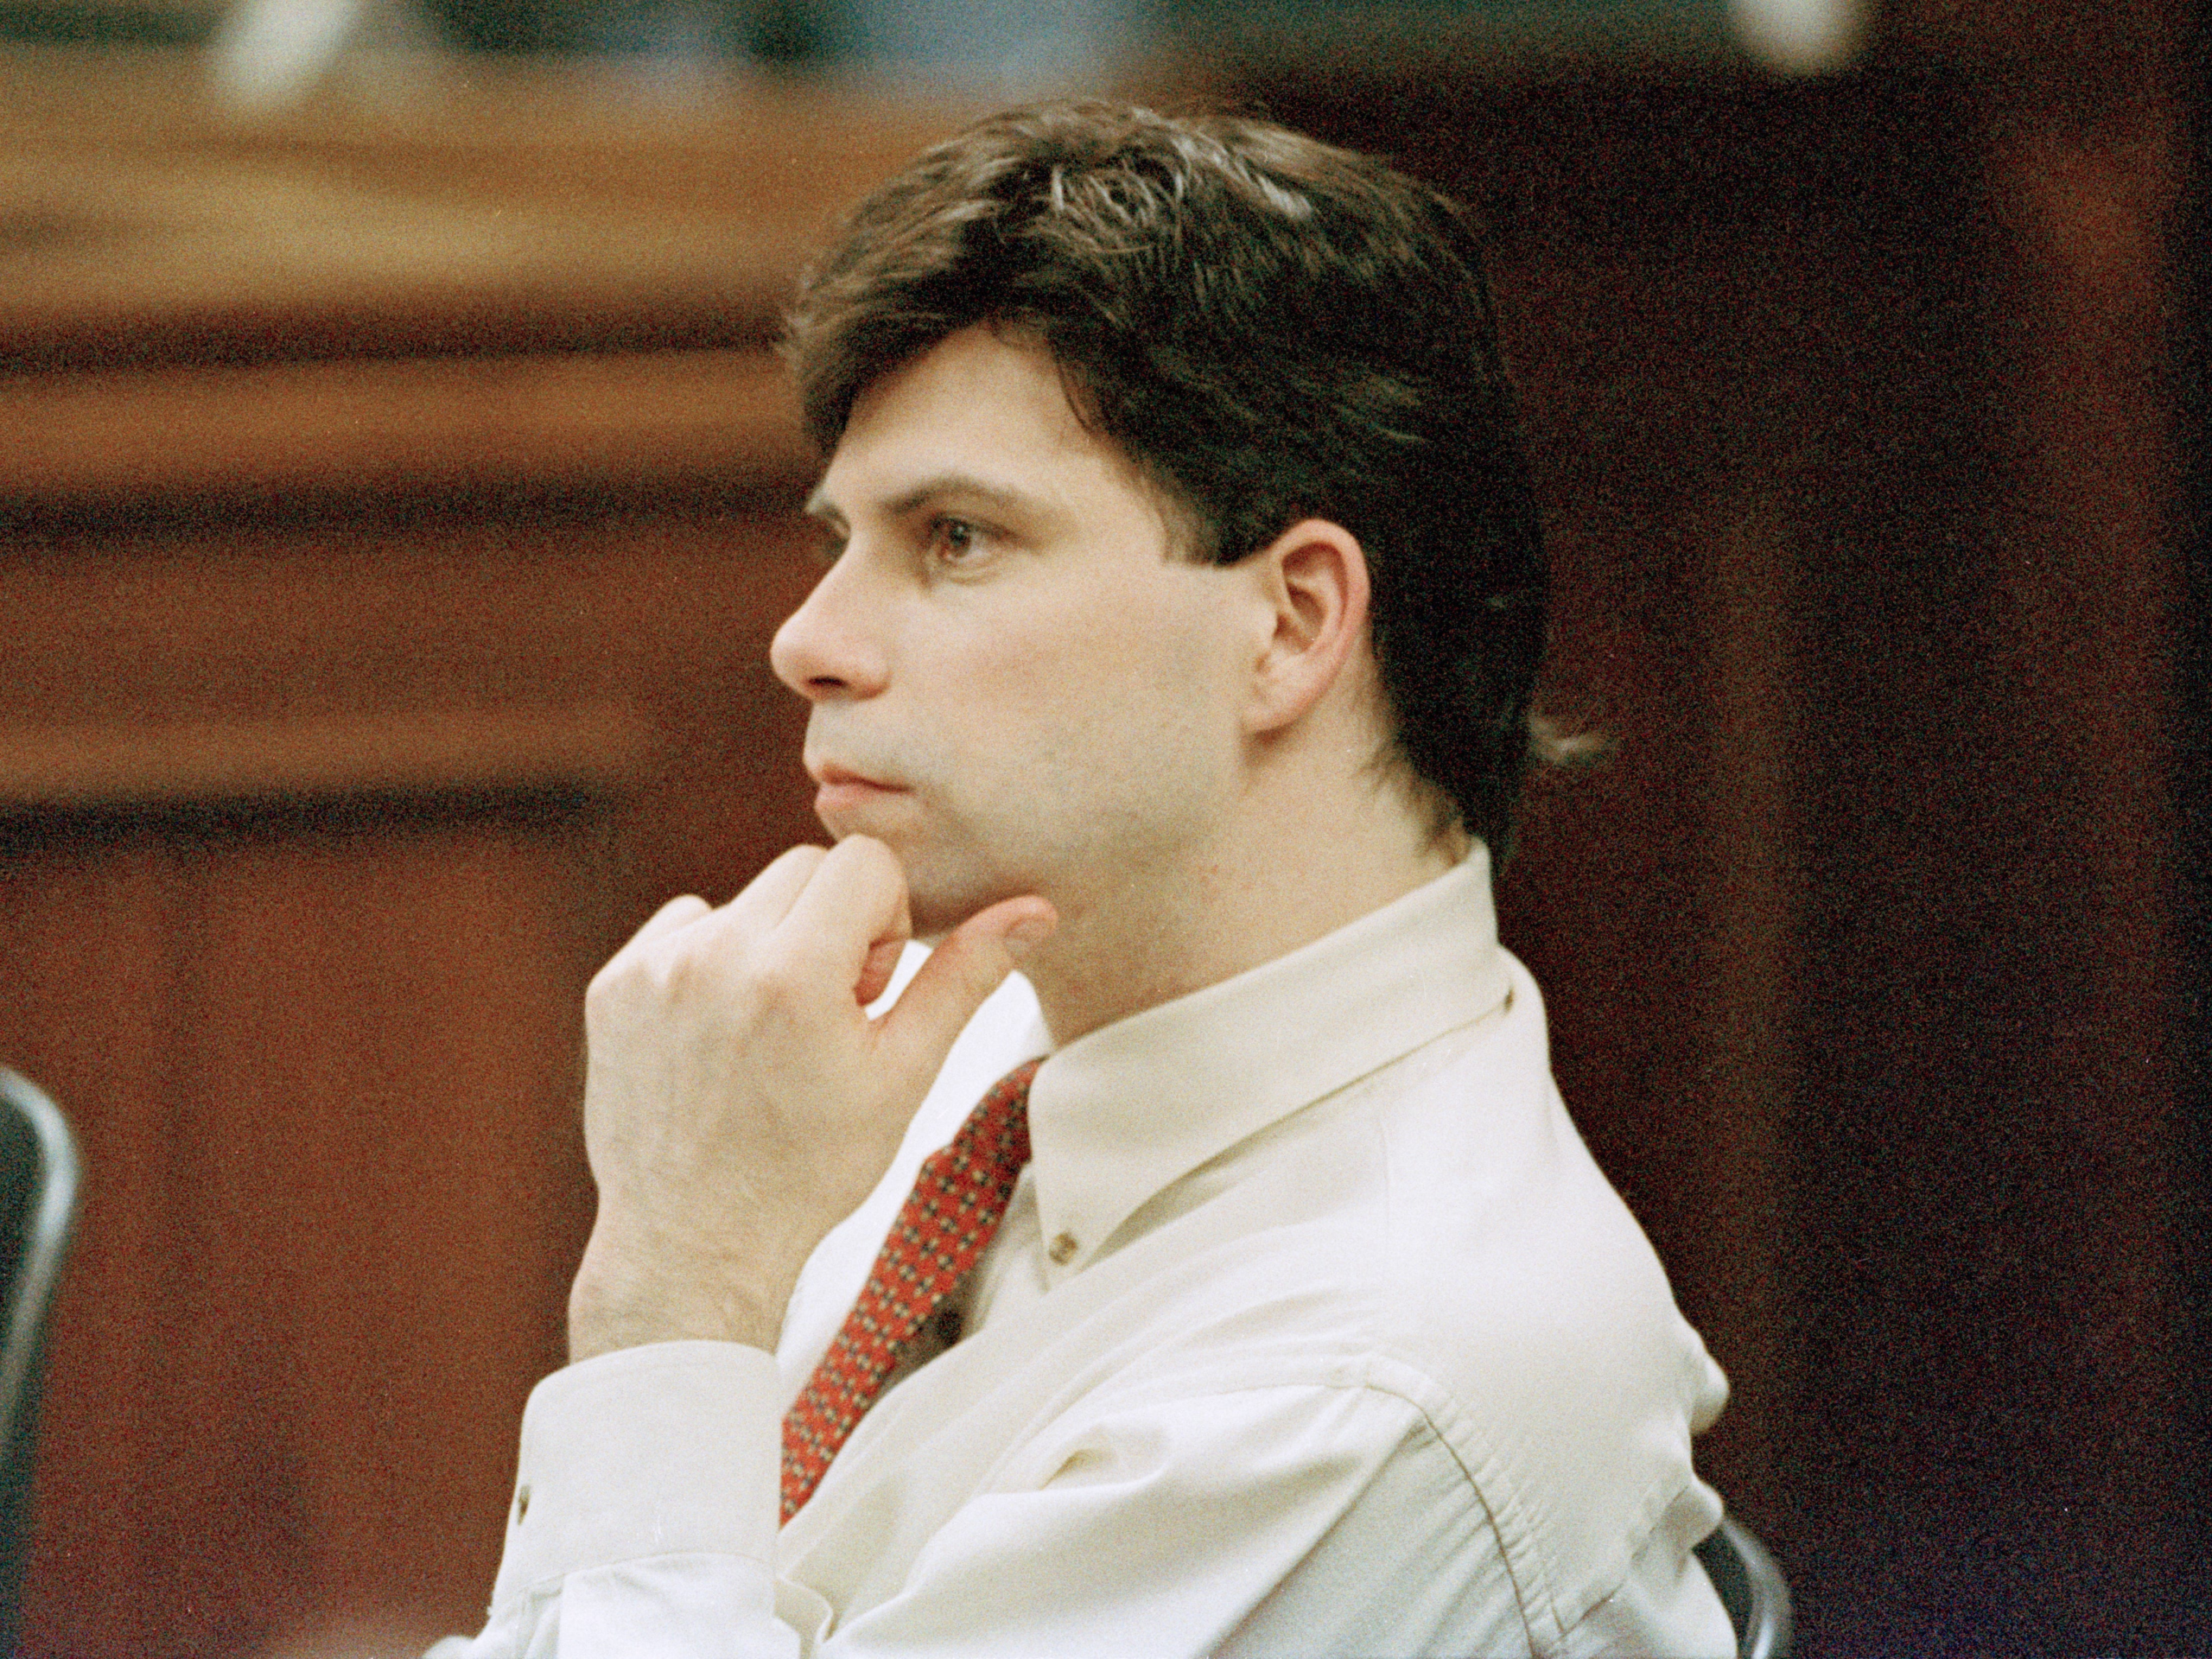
[804,327,1140,525]
[803,468,1046,526]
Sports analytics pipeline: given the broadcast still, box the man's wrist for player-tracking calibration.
[568,1239,789,1361]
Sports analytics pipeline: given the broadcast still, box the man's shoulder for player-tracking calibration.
[1075,985,1709,1414]
[1075,996,1726,1615]
[1363,994,1698,1376]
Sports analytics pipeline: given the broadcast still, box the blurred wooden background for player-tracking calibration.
[0,5,2200,1653]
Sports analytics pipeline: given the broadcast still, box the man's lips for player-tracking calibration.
[810,764,909,816]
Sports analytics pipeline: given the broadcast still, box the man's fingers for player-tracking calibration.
[620,894,714,955]
[855,937,908,1008]
[610,846,829,972]
[878,896,1056,1080]
[723,844,830,932]
[774,836,914,990]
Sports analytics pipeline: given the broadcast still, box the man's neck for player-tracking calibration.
[1018,785,1467,1046]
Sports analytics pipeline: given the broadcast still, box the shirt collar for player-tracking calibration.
[1025,848,1512,1278]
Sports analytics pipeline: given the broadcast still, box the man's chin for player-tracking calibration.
[816,826,1030,943]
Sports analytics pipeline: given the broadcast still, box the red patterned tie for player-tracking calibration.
[780,1057,1042,1522]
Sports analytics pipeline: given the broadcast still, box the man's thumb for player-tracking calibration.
[879,897,1056,1076]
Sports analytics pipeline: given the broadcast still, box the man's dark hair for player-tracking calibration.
[785,101,1548,855]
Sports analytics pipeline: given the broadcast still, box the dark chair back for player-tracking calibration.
[1694,1515,1794,1659]
[0,1071,80,1656]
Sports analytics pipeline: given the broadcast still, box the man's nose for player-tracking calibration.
[770,556,891,702]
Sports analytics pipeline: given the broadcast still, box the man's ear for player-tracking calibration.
[1243,518,1372,736]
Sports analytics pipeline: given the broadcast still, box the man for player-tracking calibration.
[442,101,1733,1657]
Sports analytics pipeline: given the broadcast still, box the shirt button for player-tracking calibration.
[513,1484,531,1524]
[1047,1231,1079,1265]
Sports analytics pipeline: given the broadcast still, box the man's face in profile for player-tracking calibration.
[772,324,1255,943]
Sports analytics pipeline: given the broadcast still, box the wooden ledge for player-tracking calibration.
[0,702,653,812]
[0,347,813,505]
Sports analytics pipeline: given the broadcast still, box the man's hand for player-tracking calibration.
[566,836,1056,1363]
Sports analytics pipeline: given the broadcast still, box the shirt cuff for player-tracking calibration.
[493,1341,785,1604]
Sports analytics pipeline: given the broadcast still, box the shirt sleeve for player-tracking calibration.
[804,1383,1726,1659]
[435,1363,1729,1659]
[816,1382,1525,1659]
[435,1340,807,1659]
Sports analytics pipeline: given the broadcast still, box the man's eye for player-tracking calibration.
[929,518,986,563]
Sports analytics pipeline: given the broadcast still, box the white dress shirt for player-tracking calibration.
[437,851,1736,1658]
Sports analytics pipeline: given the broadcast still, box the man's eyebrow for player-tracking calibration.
[804,472,1052,525]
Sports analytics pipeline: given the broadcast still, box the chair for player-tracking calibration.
[1694,1515,1794,1659]
[0,1070,81,1655]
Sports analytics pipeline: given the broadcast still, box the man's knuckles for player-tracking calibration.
[734,944,834,1015]
[759,844,830,881]
[588,918,854,1031]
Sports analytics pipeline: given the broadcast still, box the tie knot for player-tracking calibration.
[958,1056,1042,1186]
